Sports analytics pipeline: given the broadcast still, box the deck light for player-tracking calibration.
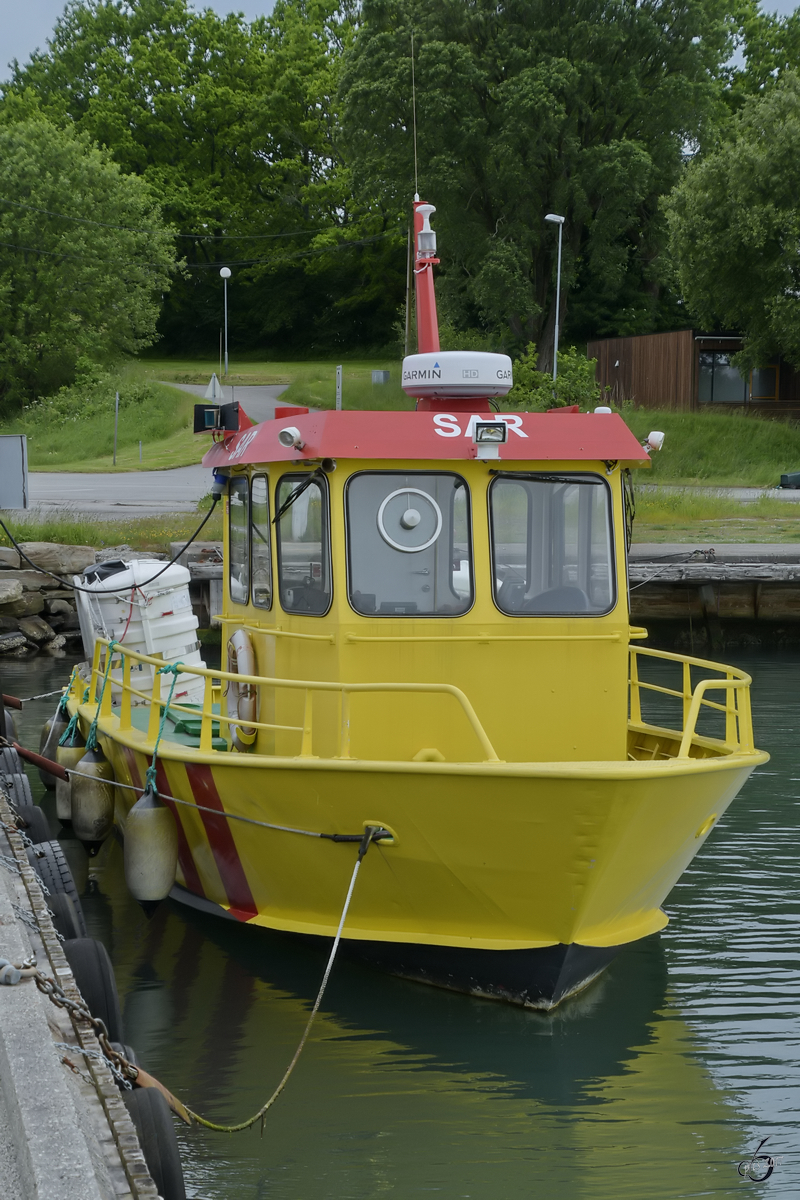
[473,420,508,460]
[278,425,305,450]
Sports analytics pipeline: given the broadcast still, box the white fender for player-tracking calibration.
[226,628,258,752]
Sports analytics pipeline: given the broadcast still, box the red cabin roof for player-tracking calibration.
[202,409,651,469]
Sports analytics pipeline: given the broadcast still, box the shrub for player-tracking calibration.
[504,344,604,410]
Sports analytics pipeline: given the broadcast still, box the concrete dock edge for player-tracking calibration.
[0,793,160,1198]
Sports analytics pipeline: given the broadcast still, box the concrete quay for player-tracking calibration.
[0,798,158,1199]
[629,542,800,648]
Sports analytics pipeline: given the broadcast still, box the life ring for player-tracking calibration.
[226,628,258,751]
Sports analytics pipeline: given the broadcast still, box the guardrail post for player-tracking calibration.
[300,689,314,757]
[725,672,737,748]
[682,660,692,728]
[199,675,214,752]
[629,649,642,724]
[119,653,132,732]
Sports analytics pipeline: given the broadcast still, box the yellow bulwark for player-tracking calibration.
[63,450,768,1007]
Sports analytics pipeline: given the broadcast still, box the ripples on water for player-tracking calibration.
[9,649,800,1198]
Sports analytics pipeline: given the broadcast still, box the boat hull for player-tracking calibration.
[168,880,619,1008]
[86,720,767,1009]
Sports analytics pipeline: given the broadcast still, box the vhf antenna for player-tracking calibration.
[411,30,419,199]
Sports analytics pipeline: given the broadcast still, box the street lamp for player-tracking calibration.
[544,214,565,383]
[220,267,232,376]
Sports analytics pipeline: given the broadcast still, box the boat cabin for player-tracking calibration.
[202,405,649,766]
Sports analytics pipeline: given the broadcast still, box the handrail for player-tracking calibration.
[629,645,755,758]
[89,640,501,763]
[345,633,621,644]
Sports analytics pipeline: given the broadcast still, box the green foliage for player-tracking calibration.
[668,73,800,371]
[4,0,404,356]
[505,345,603,411]
[8,362,192,466]
[0,116,176,407]
[0,509,222,553]
[342,0,738,362]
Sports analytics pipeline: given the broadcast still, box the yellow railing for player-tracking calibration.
[87,639,501,764]
[629,646,755,758]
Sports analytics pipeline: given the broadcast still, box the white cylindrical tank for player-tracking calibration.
[74,560,206,706]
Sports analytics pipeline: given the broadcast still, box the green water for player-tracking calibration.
[9,649,800,1198]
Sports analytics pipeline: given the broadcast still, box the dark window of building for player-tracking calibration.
[698,351,748,404]
[751,365,779,402]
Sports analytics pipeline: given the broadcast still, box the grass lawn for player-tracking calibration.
[0,508,223,554]
[632,488,800,543]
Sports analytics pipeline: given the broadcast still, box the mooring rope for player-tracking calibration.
[185,826,380,1135]
[145,663,182,792]
[84,643,119,753]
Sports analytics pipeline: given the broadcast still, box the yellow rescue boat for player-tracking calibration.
[60,198,767,1008]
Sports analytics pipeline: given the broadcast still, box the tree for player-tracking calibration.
[341,0,740,364]
[4,0,404,355]
[0,116,176,406]
[667,72,800,370]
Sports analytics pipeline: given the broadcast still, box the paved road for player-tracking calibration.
[170,382,289,423]
[24,384,291,520]
[27,464,211,520]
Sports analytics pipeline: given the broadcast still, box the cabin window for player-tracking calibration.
[228,477,249,605]
[346,472,473,616]
[275,473,332,615]
[250,474,272,609]
[489,473,615,616]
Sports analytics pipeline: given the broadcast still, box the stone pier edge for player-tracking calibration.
[0,793,160,1198]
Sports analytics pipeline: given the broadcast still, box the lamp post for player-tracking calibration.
[544,214,565,383]
[220,267,232,376]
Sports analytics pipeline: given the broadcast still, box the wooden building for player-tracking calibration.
[587,330,800,416]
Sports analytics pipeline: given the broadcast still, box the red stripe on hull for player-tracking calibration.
[121,747,205,897]
[184,763,258,921]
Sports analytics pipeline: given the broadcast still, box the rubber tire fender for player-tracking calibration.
[47,892,85,941]
[17,805,51,845]
[226,627,258,751]
[3,772,33,807]
[62,937,123,1043]
[123,1087,186,1200]
[0,747,23,774]
[26,839,86,930]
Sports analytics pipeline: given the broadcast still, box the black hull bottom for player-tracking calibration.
[344,938,619,1010]
[169,885,621,1009]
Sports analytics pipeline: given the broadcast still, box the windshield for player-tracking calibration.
[489,473,615,615]
[346,472,472,616]
[275,473,331,615]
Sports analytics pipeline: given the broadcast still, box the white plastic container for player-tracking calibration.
[74,560,206,706]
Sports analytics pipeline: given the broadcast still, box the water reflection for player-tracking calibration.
[9,649,800,1198]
